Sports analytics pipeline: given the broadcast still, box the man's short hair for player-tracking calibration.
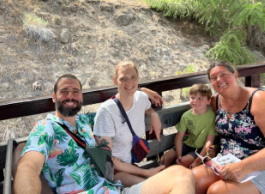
[189,84,212,99]
[54,74,82,94]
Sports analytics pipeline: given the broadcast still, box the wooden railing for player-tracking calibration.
[1,62,264,121]
[0,62,265,194]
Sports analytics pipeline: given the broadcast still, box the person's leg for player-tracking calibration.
[207,180,260,194]
[161,149,177,168]
[192,164,221,194]
[141,165,195,194]
[180,154,195,168]
[114,172,145,187]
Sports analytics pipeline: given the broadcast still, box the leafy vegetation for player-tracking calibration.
[176,65,196,97]
[176,64,196,75]
[23,13,48,27]
[145,0,265,65]
[23,12,55,49]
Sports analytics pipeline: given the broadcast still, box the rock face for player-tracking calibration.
[115,14,133,26]
[0,0,252,141]
[60,29,71,44]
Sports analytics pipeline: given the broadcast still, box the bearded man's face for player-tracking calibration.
[52,78,83,117]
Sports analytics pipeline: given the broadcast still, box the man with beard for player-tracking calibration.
[13,74,196,194]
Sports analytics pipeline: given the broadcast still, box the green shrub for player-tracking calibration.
[23,13,54,44]
[176,65,196,97]
[176,64,196,75]
[145,0,265,65]
[23,13,48,27]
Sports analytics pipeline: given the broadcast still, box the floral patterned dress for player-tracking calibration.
[215,89,265,159]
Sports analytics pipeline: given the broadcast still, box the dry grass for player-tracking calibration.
[99,0,150,7]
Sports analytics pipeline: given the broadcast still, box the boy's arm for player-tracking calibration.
[190,134,215,168]
[175,131,185,164]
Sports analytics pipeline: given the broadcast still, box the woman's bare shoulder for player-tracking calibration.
[211,94,218,113]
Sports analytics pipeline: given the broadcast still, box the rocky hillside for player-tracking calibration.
[0,0,264,141]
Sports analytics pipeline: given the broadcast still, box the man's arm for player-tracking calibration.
[13,151,45,194]
[145,107,161,142]
[94,136,164,177]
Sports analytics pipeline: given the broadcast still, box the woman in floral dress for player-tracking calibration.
[192,61,265,194]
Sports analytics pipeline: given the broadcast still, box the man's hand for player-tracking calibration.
[141,87,164,107]
[149,112,161,142]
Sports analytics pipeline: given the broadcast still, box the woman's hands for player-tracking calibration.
[219,162,248,181]
[141,87,164,107]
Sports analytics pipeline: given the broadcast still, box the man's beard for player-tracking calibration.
[55,98,82,117]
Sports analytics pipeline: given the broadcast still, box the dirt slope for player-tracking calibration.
[0,0,264,141]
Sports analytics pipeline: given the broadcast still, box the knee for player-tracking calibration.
[167,165,195,184]
[207,182,223,194]
[192,167,208,191]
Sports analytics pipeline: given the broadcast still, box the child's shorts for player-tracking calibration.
[172,142,203,159]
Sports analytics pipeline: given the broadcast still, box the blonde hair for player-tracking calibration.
[114,61,139,79]
[189,84,212,99]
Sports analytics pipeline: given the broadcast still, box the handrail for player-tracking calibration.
[3,139,17,194]
[0,62,265,121]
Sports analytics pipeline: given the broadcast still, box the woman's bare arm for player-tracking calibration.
[219,90,265,181]
[94,135,164,177]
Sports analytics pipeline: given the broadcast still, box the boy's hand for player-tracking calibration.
[176,156,182,165]
[189,160,201,169]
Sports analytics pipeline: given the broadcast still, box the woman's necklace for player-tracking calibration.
[220,86,241,115]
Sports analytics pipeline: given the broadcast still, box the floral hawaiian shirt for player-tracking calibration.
[21,113,121,194]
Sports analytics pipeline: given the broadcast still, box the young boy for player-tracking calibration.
[161,84,218,169]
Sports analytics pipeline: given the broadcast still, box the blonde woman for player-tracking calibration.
[94,61,165,187]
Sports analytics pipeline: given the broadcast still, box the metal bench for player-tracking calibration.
[1,62,264,193]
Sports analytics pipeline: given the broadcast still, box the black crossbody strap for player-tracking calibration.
[113,97,136,136]
[56,122,86,149]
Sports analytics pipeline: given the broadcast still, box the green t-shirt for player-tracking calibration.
[175,108,218,149]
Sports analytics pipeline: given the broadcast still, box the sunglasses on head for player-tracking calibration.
[195,149,220,175]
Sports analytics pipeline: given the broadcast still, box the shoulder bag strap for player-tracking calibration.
[56,122,86,149]
[113,97,136,136]
[216,94,219,110]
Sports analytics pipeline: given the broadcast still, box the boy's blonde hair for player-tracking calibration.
[113,61,139,80]
[189,84,212,99]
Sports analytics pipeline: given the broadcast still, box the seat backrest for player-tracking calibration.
[145,102,190,157]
